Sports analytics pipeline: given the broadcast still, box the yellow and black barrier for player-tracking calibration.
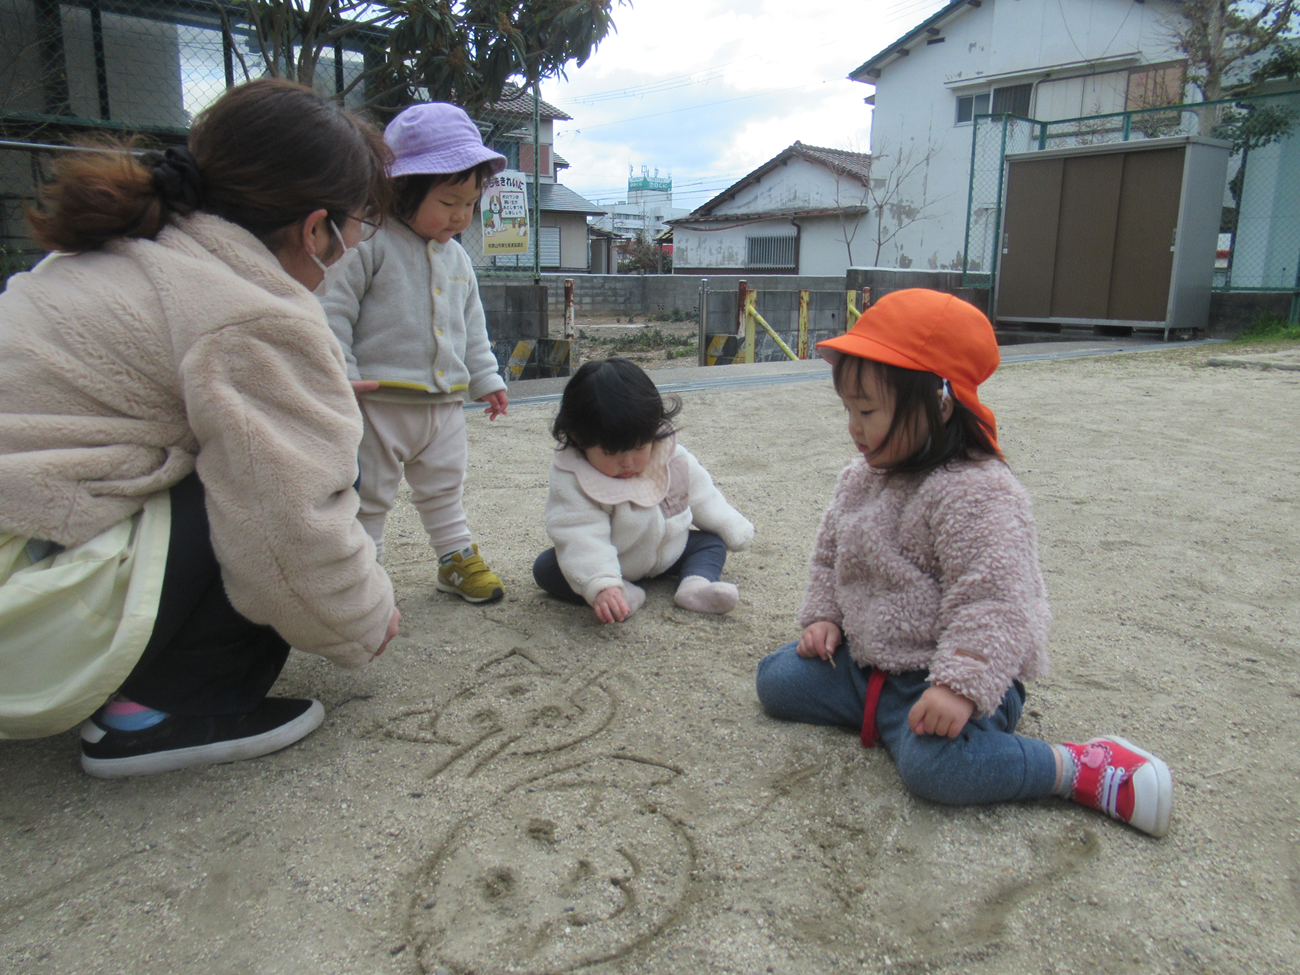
[498,338,572,381]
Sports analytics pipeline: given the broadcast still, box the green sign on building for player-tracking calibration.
[628,176,672,193]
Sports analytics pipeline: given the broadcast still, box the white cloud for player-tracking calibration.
[543,0,949,211]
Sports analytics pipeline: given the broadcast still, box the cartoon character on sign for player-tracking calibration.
[484,194,503,236]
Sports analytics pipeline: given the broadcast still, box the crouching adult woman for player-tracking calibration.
[0,79,401,777]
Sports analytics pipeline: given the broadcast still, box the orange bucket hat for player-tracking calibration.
[817,288,1001,450]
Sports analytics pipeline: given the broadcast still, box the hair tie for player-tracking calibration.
[148,146,204,214]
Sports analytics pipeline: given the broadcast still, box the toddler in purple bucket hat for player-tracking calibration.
[385,102,509,179]
[319,103,512,605]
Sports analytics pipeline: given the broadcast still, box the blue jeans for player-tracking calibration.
[755,641,1058,805]
[533,529,727,603]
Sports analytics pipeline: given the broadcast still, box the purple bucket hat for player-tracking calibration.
[384,103,508,179]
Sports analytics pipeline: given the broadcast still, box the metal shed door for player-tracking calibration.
[998,146,1185,324]
[998,158,1064,319]
[1108,148,1183,321]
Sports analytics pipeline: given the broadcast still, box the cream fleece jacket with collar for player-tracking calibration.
[545,438,755,604]
[0,214,395,667]
[798,457,1051,716]
[318,219,506,402]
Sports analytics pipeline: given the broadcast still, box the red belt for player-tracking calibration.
[860,667,887,749]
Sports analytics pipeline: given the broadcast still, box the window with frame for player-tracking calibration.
[956,83,1032,124]
[1126,62,1186,110]
[492,141,520,170]
[746,235,797,269]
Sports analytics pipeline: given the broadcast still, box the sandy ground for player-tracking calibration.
[3,341,1300,975]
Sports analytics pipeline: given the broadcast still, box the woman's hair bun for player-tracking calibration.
[144,146,204,215]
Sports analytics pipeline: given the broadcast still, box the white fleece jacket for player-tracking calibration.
[545,438,754,603]
[0,214,395,666]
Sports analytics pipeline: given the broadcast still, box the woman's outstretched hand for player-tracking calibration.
[371,607,401,660]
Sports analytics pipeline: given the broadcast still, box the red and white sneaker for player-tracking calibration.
[1063,735,1172,838]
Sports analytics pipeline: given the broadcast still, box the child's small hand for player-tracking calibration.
[908,683,975,738]
[797,621,842,662]
[593,585,631,623]
[351,379,380,395]
[479,390,508,419]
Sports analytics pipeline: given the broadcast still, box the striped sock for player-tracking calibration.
[1053,743,1078,799]
[101,696,168,731]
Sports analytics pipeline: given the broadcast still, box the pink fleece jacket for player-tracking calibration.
[798,457,1051,716]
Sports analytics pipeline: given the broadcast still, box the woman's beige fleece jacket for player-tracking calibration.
[0,214,394,667]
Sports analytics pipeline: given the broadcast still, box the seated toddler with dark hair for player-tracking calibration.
[533,357,754,623]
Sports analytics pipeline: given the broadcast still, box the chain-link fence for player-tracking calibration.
[959,114,1040,289]
[460,87,544,282]
[1,0,545,279]
[962,91,1300,296]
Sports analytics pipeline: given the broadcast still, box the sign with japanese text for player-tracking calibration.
[481,171,530,255]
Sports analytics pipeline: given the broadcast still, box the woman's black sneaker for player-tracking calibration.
[80,698,324,778]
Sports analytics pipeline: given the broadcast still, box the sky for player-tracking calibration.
[539,0,950,214]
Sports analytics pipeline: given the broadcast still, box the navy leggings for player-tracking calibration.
[533,529,727,603]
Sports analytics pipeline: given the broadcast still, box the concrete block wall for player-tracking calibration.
[846,267,991,315]
[480,284,550,381]
[480,284,549,341]
[482,271,1288,342]
[1207,292,1295,337]
[526,273,847,318]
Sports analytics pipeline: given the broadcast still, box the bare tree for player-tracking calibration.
[0,1,71,134]
[1172,0,1298,101]
[863,140,944,267]
[822,141,873,267]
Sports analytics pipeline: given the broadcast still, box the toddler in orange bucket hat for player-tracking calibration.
[817,287,1002,455]
[754,289,1174,837]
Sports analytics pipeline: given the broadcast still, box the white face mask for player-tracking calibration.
[311,220,354,296]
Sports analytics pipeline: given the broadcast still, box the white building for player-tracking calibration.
[850,0,1187,271]
[588,167,690,240]
[669,142,873,275]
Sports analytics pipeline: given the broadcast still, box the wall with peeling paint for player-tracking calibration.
[799,214,873,272]
[674,218,795,273]
[862,0,1184,270]
[707,157,863,215]
[673,158,872,275]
